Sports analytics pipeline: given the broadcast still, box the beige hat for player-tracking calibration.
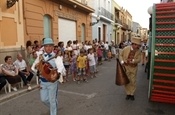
[131,37,141,45]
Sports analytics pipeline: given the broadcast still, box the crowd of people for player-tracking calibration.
[0,36,148,115]
[0,38,118,92]
[0,37,148,92]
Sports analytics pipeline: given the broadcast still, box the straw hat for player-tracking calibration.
[131,37,141,45]
[43,38,54,46]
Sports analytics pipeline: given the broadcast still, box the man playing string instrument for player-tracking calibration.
[31,37,65,115]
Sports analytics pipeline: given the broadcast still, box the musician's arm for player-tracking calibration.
[31,56,40,73]
[55,56,64,75]
[119,49,124,64]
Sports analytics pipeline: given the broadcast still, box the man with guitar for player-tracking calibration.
[31,37,65,115]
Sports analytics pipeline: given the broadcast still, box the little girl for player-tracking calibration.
[63,49,70,83]
[97,46,103,65]
[70,51,77,81]
[56,50,66,84]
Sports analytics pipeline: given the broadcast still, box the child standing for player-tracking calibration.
[97,46,103,65]
[87,48,97,78]
[108,51,112,61]
[63,49,70,83]
[70,51,77,81]
[56,50,66,84]
[77,50,87,84]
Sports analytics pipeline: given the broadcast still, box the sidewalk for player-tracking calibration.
[0,81,38,103]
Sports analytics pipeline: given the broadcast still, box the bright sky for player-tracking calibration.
[115,0,160,29]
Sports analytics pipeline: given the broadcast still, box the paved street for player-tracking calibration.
[0,59,174,115]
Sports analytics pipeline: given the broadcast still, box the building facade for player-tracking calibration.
[0,0,94,63]
[0,0,25,63]
[140,28,148,41]
[0,0,24,49]
[112,0,122,44]
[23,0,94,45]
[112,0,132,45]
[88,0,113,43]
[125,10,132,42]
[132,21,142,37]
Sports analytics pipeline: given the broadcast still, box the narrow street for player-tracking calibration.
[0,59,174,115]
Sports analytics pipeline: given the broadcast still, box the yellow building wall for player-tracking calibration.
[23,0,92,44]
[0,0,24,49]
[112,0,122,45]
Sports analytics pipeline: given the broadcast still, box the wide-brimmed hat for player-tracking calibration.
[43,38,54,45]
[131,37,141,45]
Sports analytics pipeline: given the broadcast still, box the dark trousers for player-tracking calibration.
[18,69,34,85]
[0,74,7,91]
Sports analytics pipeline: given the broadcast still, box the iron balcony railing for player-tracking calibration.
[100,7,113,20]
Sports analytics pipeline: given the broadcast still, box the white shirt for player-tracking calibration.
[87,53,96,66]
[14,59,27,71]
[104,43,109,50]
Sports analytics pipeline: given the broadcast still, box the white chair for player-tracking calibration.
[1,80,8,94]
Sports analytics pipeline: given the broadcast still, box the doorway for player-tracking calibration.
[81,23,85,43]
[102,24,106,42]
[117,32,119,44]
[98,27,101,42]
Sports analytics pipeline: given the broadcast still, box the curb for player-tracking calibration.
[0,85,38,104]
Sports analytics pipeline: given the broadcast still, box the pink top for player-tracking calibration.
[97,48,102,57]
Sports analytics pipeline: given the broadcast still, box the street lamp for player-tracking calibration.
[90,16,100,26]
[147,6,153,15]
[148,6,153,31]
[147,5,153,80]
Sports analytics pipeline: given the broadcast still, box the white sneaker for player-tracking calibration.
[27,86,32,90]
[11,87,18,91]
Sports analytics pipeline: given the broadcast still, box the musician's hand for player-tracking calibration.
[126,59,131,64]
[35,63,39,69]
[51,71,58,81]
[26,72,30,76]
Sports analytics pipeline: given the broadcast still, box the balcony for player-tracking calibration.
[52,0,94,13]
[128,25,132,31]
[100,7,113,20]
[121,23,129,30]
[115,18,122,25]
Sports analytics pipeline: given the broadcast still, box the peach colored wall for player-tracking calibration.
[0,0,24,49]
[23,0,92,45]
[0,0,25,64]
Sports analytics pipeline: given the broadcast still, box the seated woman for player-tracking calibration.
[1,56,21,91]
[0,66,6,91]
